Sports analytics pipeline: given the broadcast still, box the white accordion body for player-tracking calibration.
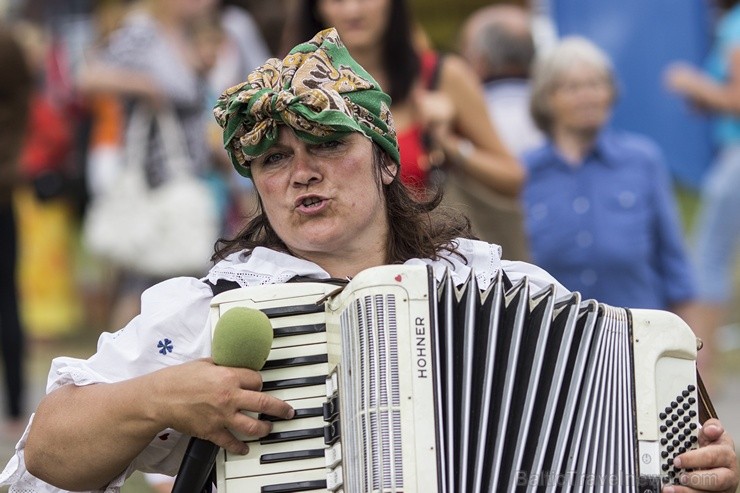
[209,265,701,493]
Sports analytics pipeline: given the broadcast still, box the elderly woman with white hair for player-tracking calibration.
[522,37,699,324]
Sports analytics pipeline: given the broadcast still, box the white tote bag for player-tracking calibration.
[83,105,220,277]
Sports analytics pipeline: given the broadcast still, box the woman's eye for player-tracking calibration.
[316,140,343,150]
[263,152,286,165]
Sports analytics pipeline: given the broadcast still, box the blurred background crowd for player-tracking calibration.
[1,0,739,491]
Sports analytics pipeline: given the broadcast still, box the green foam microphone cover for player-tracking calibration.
[211,307,273,370]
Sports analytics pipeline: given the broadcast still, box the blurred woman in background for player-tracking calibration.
[282,0,529,258]
[666,0,740,385]
[77,0,223,331]
[523,37,699,324]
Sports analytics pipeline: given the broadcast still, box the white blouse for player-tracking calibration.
[0,239,567,492]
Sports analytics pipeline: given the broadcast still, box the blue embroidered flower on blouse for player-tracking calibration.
[157,338,173,355]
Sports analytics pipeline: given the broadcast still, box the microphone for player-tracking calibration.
[172,307,273,493]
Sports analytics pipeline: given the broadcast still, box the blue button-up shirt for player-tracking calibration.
[522,129,696,309]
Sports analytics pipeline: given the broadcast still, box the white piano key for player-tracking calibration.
[326,372,338,397]
[223,436,327,478]
[271,331,327,349]
[327,465,343,491]
[223,465,327,492]
[267,383,327,402]
[325,442,342,469]
[261,362,330,385]
[264,414,327,437]
[234,396,328,441]
[266,343,328,362]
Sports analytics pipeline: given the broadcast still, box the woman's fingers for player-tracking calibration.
[205,390,295,455]
[209,428,250,456]
[663,419,739,492]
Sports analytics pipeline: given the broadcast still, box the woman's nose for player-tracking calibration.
[291,151,322,186]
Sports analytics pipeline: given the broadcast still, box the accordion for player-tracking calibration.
[207,264,712,492]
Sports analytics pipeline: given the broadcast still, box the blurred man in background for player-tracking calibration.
[459,4,544,158]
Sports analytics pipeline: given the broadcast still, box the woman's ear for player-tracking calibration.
[382,163,399,185]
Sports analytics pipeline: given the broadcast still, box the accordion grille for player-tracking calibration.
[340,293,404,492]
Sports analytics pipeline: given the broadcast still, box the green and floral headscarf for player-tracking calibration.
[213,28,400,177]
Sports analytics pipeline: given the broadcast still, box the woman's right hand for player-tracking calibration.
[150,358,295,455]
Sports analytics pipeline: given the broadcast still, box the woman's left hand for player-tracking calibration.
[665,63,704,95]
[664,419,739,492]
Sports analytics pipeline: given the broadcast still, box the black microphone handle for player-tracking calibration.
[171,436,219,493]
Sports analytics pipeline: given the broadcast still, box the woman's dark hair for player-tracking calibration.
[716,0,740,11]
[212,144,474,264]
[0,27,32,190]
[281,0,420,103]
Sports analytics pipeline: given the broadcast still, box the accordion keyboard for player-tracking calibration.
[212,286,340,493]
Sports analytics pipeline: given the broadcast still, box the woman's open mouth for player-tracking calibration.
[302,197,322,208]
[295,195,328,213]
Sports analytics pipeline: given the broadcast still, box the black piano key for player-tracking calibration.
[262,375,326,391]
[261,427,324,445]
[260,407,324,422]
[261,480,327,493]
[323,394,339,421]
[262,304,324,319]
[324,420,341,445]
[260,448,325,464]
[262,354,328,370]
[273,323,326,338]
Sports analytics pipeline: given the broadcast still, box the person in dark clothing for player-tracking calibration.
[0,24,33,435]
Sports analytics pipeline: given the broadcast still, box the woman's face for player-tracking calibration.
[316,0,392,51]
[250,127,395,267]
[548,62,613,135]
[164,0,216,23]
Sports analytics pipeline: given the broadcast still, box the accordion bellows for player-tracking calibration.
[208,265,702,493]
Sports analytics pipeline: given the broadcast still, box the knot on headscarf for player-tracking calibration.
[213,28,399,177]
